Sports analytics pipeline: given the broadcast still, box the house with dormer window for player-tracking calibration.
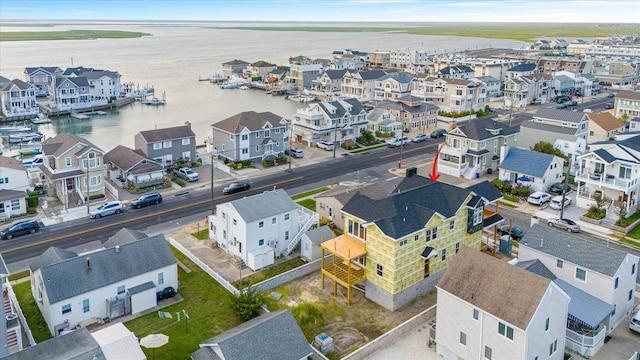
[312,69,348,96]
[320,171,502,310]
[51,77,91,111]
[292,98,367,147]
[341,70,387,101]
[0,79,39,118]
[414,77,486,112]
[211,111,289,162]
[439,117,520,179]
[373,95,439,134]
[40,133,105,207]
[373,73,418,101]
[24,66,62,96]
[135,123,196,167]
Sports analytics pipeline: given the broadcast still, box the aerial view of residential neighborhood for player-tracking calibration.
[1,0,640,359]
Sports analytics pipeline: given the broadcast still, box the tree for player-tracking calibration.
[230,287,264,321]
[532,141,566,159]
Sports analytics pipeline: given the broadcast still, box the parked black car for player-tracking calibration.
[131,192,163,209]
[605,102,614,109]
[223,182,250,195]
[0,220,40,240]
[430,129,446,138]
[496,224,525,241]
[548,182,571,195]
[156,286,176,301]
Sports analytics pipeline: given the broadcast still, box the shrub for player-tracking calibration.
[341,140,357,149]
[356,135,367,144]
[230,287,264,322]
[585,206,606,219]
[171,177,186,187]
[26,191,39,208]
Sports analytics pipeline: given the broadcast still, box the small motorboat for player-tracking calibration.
[9,132,44,144]
[22,155,44,168]
[31,113,52,124]
[0,125,32,133]
[143,97,167,105]
[18,146,42,156]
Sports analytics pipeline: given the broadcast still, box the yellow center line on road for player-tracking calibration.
[380,142,441,159]
[1,176,304,254]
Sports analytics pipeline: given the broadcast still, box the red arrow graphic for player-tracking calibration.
[429,144,444,182]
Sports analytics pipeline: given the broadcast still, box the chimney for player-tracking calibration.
[499,144,509,165]
[406,167,417,178]
[115,245,120,253]
[86,257,90,270]
[184,121,191,129]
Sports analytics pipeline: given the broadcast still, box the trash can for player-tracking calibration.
[476,172,480,178]
[487,168,493,175]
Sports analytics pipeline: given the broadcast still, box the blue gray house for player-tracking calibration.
[134,122,197,167]
[498,147,565,192]
[211,111,289,162]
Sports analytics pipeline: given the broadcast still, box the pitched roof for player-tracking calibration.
[250,60,276,67]
[351,69,386,80]
[104,145,162,174]
[230,189,298,223]
[508,63,538,72]
[223,59,250,66]
[343,176,474,238]
[0,79,33,91]
[0,189,26,202]
[303,225,334,245]
[437,65,474,75]
[499,148,558,178]
[534,108,587,124]
[212,111,284,133]
[520,120,579,135]
[137,125,196,143]
[36,234,176,304]
[437,246,553,330]
[29,247,78,272]
[316,183,388,205]
[588,112,624,132]
[617,90,640,101]
[451,117,519,141]
[24,66,61,76]
[91,322,146,360]
[196,310,312,360]
[103,228,149,248]
[520,224,636,277]
[0,155,26,171]
[5,328,105,360]
[56,76,90,88]
[317,98,364,120]
[41,132,104,158]
[466,181,503,203]
[323,69,348,80]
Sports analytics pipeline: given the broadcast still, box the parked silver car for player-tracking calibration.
[89,201,124,219]
[548,218,580,232]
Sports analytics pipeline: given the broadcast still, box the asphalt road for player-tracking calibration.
[0,138,444,266]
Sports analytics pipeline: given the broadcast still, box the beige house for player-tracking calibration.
[414,77,486,112]
[586,112,625,143]
[614,90,640,119]
[340,69,386,101]
[40,133,105,207]
[315,183,387,231]
[242,60,277,81]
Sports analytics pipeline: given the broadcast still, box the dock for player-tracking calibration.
[70,113,90,120]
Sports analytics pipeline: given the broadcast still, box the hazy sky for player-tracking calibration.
[1,0,639,23]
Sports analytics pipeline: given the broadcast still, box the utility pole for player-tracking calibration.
[288,120,293,171]
[210,151,215,215]
[559,164,569,219]
[85,155,90,214]
[332,120,339,159]
[508,94,514,126]
[398,140,405,168]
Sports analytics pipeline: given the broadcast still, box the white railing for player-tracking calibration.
[168,237,239,296]
[283,207,319,257]
[104,180,119,200]
[575,171,639,192]
[565,325,606,357]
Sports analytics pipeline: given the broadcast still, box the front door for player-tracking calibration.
[66,178,74,191]
[424,259,430,278]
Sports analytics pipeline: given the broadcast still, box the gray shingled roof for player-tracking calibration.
[103,228,149,248]
[0,155,26,171]
[534,108,587,124]
[127,281,155,295]
[520,120,579,135]
[104,145,163,174]
[467,181,503,203]
[316,183,388,205]
[223,59,249,65]
[376,99,436,114]
[437,65,474,75]
[499,148,557,178]
[196,310,312,360]
[304,225,334,244]
[317,98,364,120]
[589,135,640,164]
[452,117,519,141]
[25,66,60,75]
[5,328,105,360]
[42,132,104,158]
[351,69,386,80]
[508,63,538,72]
[137,125,196,143]
[515,259,557,280]
[520,224,634,277]
[29,247,77,272]
[37,234,175,304]
[230,189,298,223]
[56,76,89,88]
[0,189,26,202]
[212,111,284,134]
[0,79,32,91]
[323,69,348,80]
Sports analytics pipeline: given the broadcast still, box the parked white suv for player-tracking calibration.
[316,141,334,151]
[527,192,551,205]
[387,136,409,148]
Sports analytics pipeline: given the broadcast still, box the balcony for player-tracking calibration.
[412,90,445,99]
[565,324,606,357]
[575,170,639,192]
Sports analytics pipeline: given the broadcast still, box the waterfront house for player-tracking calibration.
[341,69,387,101]
[414,77,487,112]
[0,156,29,219]
[586,112,625,143]
[320,171,502,310]
[292,98,368,148]
[518,108,589,171]
[471,75,501,98]
[438,117,519,179]
[436,247,569,360]
[1,254,24,356]
[243,60,277,81]
[575,134,640,214]
[266,68,287,85]
[0,79,39,118]
[315,183,388,231]
[518,225,639,353]
[614,90,640,119]
[65,67,122,103]
[431,56,522,85]
[369,50,391,68]
[435,65,475,79]
[51,76,91,111]
[207,189,318,270]
[104,145,165,190]
[134,122,196,167]
[300,225,333,262]
[389,49,428,70]
[40,132,106,206]
[373,73,418,101]
[211,111,288,162]
[312,69,348,96]
[222,59,250,78]
[286,63,323,89]
[23,66,62,97]
[373,95,439,134]
[288,55,313,65]
[505,63,539,80]
[330,49,370,70]
[29,233,178,336]
[498,147,565,193]
[191,310,313,360]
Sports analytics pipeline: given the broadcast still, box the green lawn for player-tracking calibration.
[232,257,307,288]
[498,201,517,209]
[351,143,388,153]
[296,199,316,211]
[291,187,329,200]
[12,281,52,343]
[125,247,241,360]
[620,237,640,247]
[191,229,208,240]
[0,30,150,41]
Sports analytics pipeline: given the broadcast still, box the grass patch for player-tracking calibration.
[8,270,30,282]
[620,237,640,248]
[291,186,330,200]
[503,195,519,203]
[12,281,53,343]
[220,23,640,43]
[233,257,307,288]
[125,246,241,360]
[498,201,517,209]
[351,143,388,153]
[171,177,186,187]
[0,30,150,41]
[624,211,640,224]
[296,199,316,211]
[191,229,208,240]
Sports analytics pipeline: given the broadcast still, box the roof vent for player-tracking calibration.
[115,245,120,253]
[403,217,406,222]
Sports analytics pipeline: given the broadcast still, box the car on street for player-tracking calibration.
[89,201,124,219]
[583,108,593,113]
[548,182,571,195]
[548,218,580,232]
[316,140,334,151]
[630,310,640,334]
[496,224,525,241]
[0,220,40,240]
[498,105,509,110]
[387,136,409,148]
[411,134,428,143]
[285,148,304,158]
[131,192,163,209]
[174,167,199,182]
[486,106,496,113]
[223,182,250,195]
[527,192,551,205]
[607,92,615,98]
[566,100,578,107]
[549,195,571,210]
[605,102,614,109]
[553,103,568,110]
[430,129,447,138]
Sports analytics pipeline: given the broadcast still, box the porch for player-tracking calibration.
[321,235,367,305]
[565,323,607,358]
